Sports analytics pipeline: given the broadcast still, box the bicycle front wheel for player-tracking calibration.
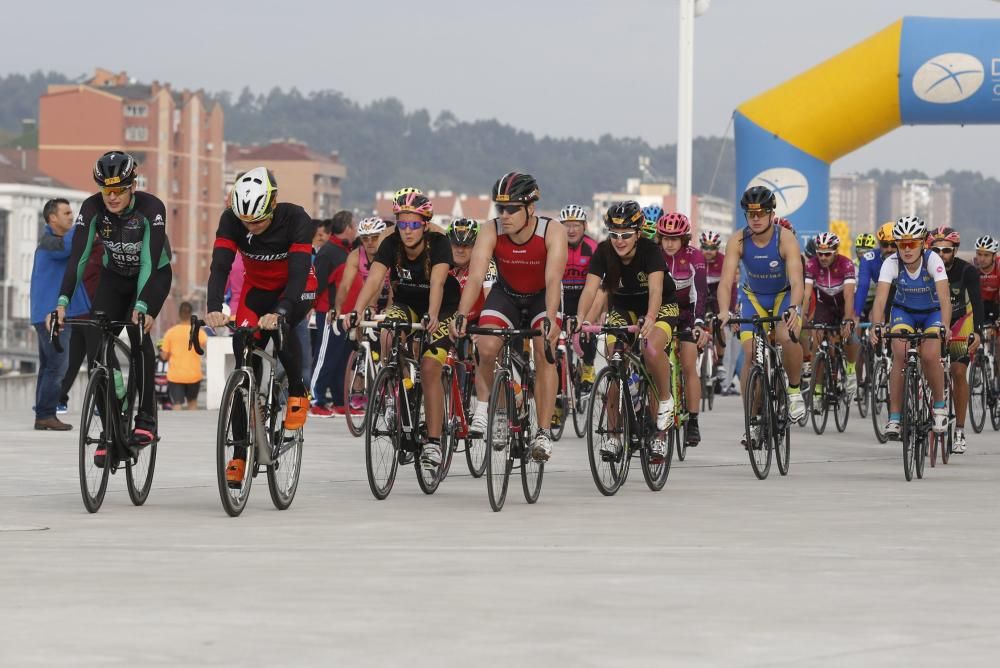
[901,370,917,481]
[969,354,987,434]
[549,351,567,443]
[217,370,255,517]
[856,348,870,419]
[641,425,671,492]
[586,367,628,496]
[871,357,889,444]
[366,366,400,500]
[572,360,588,438]
[267,374,303,511]
[811,354,829,435]
[773,379,791,476]
[486,369,513,512]
[833,356,850,433]
[521,381,544,504]
[344,349,368,437]
[126,391,157,507]
[79,368,111,513]
[745,365,772,480]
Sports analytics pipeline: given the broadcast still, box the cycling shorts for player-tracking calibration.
[889,306,942,335]
[604,304,677,349]
[384,303,456,365]
[480,287,561,331]
[739,288,794,343]
[948,312,974,364]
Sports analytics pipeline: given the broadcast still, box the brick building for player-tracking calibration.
[37,68,225,301]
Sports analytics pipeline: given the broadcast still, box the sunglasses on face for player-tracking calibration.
[101,185,131,196]
[897,240,922,250]
[496,203,525,216]
[817,251,836,257]
[608,230,636,241]
[745,210,773,221]
[932,246,955,255]
[396,221,424,231]
[701,245,719,251]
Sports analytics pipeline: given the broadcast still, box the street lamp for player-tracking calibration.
[675,0,710,217]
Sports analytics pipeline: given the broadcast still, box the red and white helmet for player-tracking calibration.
[814,232,840,251]
[657,212,691,237]
[699,230,722,248]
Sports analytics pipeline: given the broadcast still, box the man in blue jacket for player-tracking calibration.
[31,198,91,430]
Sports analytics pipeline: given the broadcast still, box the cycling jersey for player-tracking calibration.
[978,259,1000,310]
[452,259,495,321]
[879,250,947,313]
[662,245,707,321]
[853,250,885,317]
[944,257,984,332]
[805,254,856,313]
[563,235,599,299]
[740,224,788,296]
[58,191,172,315]
[704,251,737,315]
[359,245,390,308]
[492,216,553,296]
[372,231,459,315]
[208,203,318,316]
[588,238,675,315]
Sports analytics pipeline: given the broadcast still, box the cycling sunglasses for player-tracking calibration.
[931,246,955,255]
[896,239,922,250]
[396,220,424,231]
[816,250,836,257]
[608,230,636,241]
[101,185,131,196]
[495,203,525,216]
[700,244,720,251]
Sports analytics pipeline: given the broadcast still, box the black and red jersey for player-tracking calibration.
[492,216,553,296]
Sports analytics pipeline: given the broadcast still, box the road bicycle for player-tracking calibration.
[551,327,589,440]
[803,322,851,435]
[342,315,384,437]
[442,338,487,478]
[969,323,1000,433]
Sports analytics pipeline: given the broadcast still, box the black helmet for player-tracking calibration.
[740,185,776,212]
[448,218,479,246]
[604,201,644,230]
[492,172,540,204]
[93,151,137,187]
[805,237,817,258]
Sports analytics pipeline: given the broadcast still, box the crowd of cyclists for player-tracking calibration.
[49,150,1000,512]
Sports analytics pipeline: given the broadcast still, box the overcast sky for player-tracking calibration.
[5,0,1000,177]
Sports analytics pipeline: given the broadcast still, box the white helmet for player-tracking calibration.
[231,166,277,222]
[559,204,588,223]
[893,215,926,241]
[357,216,387,237]
[814,232,840,251]
[975,235,999,253]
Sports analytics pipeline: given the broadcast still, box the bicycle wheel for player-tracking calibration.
[641,420,671,492]
[344,349,367,437]
[217,370,256,516]
[833,356,850,433]
[415,373,449,493]
[79,368,112,513]
[856,348,870,419]
[773,379,791,476]
[459,370,487,478]
[521,381,544,504]
[700,350,715,412]
[267,374,303,510]
[969,354,986,434]
[125,392,157,507]
[572,360,588,438]
[674,372,687,462]
[744,365,772,480]
[586,367,629,496]
[992,371,1000,431]
[486,369,513,512]
[365,366,400,500]
[811,354,830,435]
[871,357,889,444]
[549,352,567,443]
[901,370,916,481]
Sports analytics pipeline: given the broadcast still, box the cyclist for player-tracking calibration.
[975,234,1000,333]
[657,212,708,446]
[334,216,391,317]
[717,186,806,430]
[854,222,896,322]
[205,167,316,484]
[927,226,983,454]
[560,204,600,395]
[702,230,735,388]
[641,205,664,242]
[452,172,568,462]
[53,151,173,451]
[869,216,951,439]
[855,232,876,265]
[574,201,677,462]
[803,232,858,407]
[348,188,460,470]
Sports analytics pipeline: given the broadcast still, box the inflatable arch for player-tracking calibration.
[734,16,1000,238]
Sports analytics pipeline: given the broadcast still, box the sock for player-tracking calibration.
[788,385,801,395]
[934,401,946,410]
[474,402,488,419]
[889,412,900,422]
[426,437,440,446]
[846,361,856,374]
[689,412,699,423]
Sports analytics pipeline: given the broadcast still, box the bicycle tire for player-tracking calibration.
[365,366,400,500]
[586,366,628,496]
[486,369,513,512]
[833,355,850,433]
[521,378,544,504]
[124,364,157,506]
[856,346,870,419]
[969,354,987,434]
[744,365,772,480]
[267,374,303,510]
[217,370,256,516]
[641,420,671,492]
[427,370,455,487]
[549,351,567,442]
[674,361,687,462]
[344,349,367,437]
[79,368,111,513]
[811,354,830,435]
[941,379,954,466]
[871,358,889,444]
[901,369,916,481]
[773,378,791,476]
[572,360,588,438]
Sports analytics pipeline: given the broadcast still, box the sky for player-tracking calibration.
[4,0,1000,178]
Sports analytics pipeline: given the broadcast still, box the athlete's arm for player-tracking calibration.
[780,228,805,313]
[716,234,741,322]
[544,222,568,338]
[692,253,708,322]
[333,249,360,316]
[575,274,603,325]
[207,215,240,314]
[964,264,985,333]
[134,197,169,315]
[276,209,315,317]
[56,200,98,311]
[456,223,496,318]
[644,270,664,338]
[853,256,872,317]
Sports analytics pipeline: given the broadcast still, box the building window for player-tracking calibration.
[125,126,148,142]
[124,104,148,118]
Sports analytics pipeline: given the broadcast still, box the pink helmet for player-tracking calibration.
[657,212,691,237]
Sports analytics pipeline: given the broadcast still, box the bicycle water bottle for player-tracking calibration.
[627,371,641,413]
[113,369,126,401]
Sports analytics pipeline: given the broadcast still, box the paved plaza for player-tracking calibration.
[2,395,999,666]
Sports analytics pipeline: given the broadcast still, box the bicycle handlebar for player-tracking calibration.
[49,310,144,354]
[189,314,285,356]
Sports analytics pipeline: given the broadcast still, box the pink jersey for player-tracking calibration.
[805,254,856,310]
[663,245,707,320]
[704,251,736,314]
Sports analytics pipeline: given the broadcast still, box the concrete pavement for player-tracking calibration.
[2,396,999,667]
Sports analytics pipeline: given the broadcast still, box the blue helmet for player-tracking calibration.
[642,205,664,224]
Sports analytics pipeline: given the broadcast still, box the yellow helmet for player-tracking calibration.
[876,221,895,243]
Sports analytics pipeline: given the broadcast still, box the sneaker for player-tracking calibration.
[93,447,108,468]
[686,419,701,447]
[886,420,901,440]
[226,459,246,489]
[741,426,762,450]
[310,405,334,418]
[398,450,415,466]
[348,395,367,411]
[530,430,552,462]
[802,361,812,378]
[470,409,488,436]
[953,429,967,454]
[656,396,675,431]
[331,406,347,416]
[580,365,595,395]
[932,406,948,434]
[713,379,723,394]
[420,442,442,470]
[56,403,68,415]
[726,381,741,397]
[131,428,156,448]
[600,436,622,459]
[715,365,727,382]
[649,437,666,464]
[845,374,858,400]
[788,391,806,422]
[812,390,824,415]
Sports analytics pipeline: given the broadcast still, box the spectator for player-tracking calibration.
[310,210,355,416]
[31,198,90,430]
[159,301,207,410]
